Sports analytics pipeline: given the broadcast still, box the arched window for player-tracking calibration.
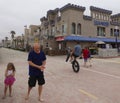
[77,23,81,35]
[110,28,113,36]
[71,23,76,34]
[117,29,119,37]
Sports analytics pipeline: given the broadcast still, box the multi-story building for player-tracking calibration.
[24,25,40,50]
[25,3,120,53]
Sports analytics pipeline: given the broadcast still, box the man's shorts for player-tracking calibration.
[28,75,45,87]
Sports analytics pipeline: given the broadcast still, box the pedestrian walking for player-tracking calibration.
[65,47,72,62]
[2,62,16,99]
[82,47,89,67]
[25,43,46,102]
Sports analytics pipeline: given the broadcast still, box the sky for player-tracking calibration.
[0,0,120,41]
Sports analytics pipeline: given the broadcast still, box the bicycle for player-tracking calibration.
[66,54,80,73]
[71,57,80,73]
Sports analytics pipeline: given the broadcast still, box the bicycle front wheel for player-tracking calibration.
[72,60,80,73]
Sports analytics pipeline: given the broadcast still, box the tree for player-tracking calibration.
[2,39,4,43]
[2,39,4,46]
[10,31,16,48]
[5,37,8,41]
[10,31,16,39]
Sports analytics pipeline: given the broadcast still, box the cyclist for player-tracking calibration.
[70,42,82,62]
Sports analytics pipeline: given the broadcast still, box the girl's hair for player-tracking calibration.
[7,63,16,72]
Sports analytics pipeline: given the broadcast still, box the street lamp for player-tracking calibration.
[114,26,119,52]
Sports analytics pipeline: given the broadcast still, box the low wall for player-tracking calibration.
[98,48,118,57]
[47,50,66,56]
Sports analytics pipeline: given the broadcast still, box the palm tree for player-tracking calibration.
[10,30,16,48]
[10,30,16,39]
[2,39,4,47]
[5,36,8,41]
[2,39,4,43]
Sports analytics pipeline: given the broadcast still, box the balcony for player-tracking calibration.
[49,20,55,26]
[44,22,49,27]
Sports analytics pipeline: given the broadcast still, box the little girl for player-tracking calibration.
[2,62,16,99]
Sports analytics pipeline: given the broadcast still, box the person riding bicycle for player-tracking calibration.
[70,42,82,62]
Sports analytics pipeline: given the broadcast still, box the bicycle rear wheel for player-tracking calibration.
[72,60,80,73]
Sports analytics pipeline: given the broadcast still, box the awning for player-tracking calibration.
[64,36,120,43]
[55,36,64,41]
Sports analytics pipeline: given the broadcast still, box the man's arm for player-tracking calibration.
[42,60,46,66]
[28,61,45,70]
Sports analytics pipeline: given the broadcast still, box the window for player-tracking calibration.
[99,14,101,19]
[52,27,55,35]
[103,15,105,20]
[62,24,67,35]
[117,30,120,37]
[96,13,99,19]
[50,27,55,36]
[77,23,81,35]
[62,25,64,35]
[101,15,103,20]
[106,16,109,21]
[47,30,49,35]
[46,42,48,48]
[97,27,106,36]
[50,28,52,35]
[114,29,120,37]
[71,23,76,34]
[58,11,61,17]
[110,28,113,36]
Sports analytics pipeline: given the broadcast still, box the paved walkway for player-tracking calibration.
[0,48,120,103]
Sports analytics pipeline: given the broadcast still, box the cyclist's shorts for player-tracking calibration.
[73,53,79,58]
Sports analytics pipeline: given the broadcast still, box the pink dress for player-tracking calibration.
[4,70,15,86]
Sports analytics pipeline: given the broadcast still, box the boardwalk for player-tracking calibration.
[0,48,120,103]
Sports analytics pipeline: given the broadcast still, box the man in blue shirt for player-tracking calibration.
[25,43,46,102]
[70,42,82,61]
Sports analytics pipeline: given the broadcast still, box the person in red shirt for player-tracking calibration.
[82,47,89,67]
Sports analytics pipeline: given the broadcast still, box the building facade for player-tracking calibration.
[24,3,120,53]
